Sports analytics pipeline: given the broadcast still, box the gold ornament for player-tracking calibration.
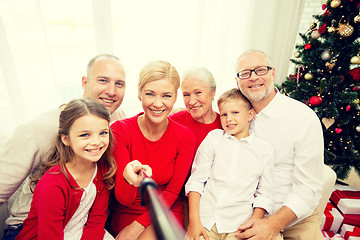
[294,51,300,58]
[337,23,354,37]
[325,61,336,70]
[353,99,360,104]
[322,118,335,129]
[304,73,314,80]
[330,0,341,8]
[328,26,336,33]
[310,22,317,30]
[350,56,360,64]
[355,15,360,23]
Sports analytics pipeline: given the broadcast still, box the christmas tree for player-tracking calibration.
[280,0,360,180]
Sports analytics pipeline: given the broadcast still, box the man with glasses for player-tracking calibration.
[234,50,324,240]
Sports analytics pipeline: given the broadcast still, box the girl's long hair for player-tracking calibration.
[31,98,116,191]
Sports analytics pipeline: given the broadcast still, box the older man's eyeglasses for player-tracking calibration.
[236,66,273,80]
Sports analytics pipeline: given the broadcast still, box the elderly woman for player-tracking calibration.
[169,67,222,229]
[109,60,196,240]
[170,67,222,151]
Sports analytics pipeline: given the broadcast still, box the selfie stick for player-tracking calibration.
[139,173,185,240]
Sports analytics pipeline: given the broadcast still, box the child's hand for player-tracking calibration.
[185,220,209,240]
[235,219,255,239]
[123,160,152,187]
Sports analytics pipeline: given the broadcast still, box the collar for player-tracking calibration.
[224,131,255,144]
[255,88,281,118]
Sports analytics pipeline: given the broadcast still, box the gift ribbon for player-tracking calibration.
[344,225,360,240]
[324,203,336,230]
[343,213,360,227]
[331,190,360,205]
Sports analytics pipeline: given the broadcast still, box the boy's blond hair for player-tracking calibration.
[217,88,252,109]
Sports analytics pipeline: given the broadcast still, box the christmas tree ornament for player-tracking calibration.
[322,117,335,129]
[335,128,342,134]
[310,22,317,30]
[330,0,341,8]
[328,26,336,33]
[304,73,314,80]
[339,75,345,83]
[321,50,331,61]
[304,43,312,50]
[309,96,323,106]
[296,65,305,83]
[318,23,327,34]
[350,55,360,64]
[311,30,321,39]
[353,98,360,104]
[356,126,360,132]
[294,51,300,58]
[325,61,336,70]
[337,23,354,37]
[355,14,360,23]
[346,105,351,111]
[349,67,360,81]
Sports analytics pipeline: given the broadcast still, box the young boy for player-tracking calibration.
[185,88,275,240]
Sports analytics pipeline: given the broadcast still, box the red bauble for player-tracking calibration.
[309,96,323,106]
[346,105,351,111]
[304,43,312,50]
[322,4,327,10]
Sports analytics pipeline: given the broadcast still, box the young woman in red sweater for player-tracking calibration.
[109,60,196,240]
[16,98,151,240]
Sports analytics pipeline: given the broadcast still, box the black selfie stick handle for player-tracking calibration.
[139,177,185,240]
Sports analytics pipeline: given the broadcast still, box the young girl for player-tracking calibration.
[15,98,151,240]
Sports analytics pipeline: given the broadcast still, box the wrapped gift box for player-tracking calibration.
[322,230,345,239]
[342,213,360,227]
[330,185,360,215]
[321,201,344,233]
[340,224,360,240]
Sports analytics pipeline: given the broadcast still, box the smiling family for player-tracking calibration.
[0,50,324,240]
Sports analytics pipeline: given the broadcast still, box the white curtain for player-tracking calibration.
[0,0,305,140]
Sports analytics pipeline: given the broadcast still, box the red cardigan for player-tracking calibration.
[169,110,222,153]
[16,163,110,240]
[109,113,195,235]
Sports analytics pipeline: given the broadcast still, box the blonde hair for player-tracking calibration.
[217,88,252,110]
[138,60,180,95]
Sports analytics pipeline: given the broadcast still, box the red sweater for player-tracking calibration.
[16,163,110,240]
[169,110,222,153]
[109,113,195,235]
[169,110,222,199]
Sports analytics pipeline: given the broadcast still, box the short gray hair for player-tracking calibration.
[182,67,216,91]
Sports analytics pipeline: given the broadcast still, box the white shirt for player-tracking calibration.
[185,129,274,233]
[250,92,324,226]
